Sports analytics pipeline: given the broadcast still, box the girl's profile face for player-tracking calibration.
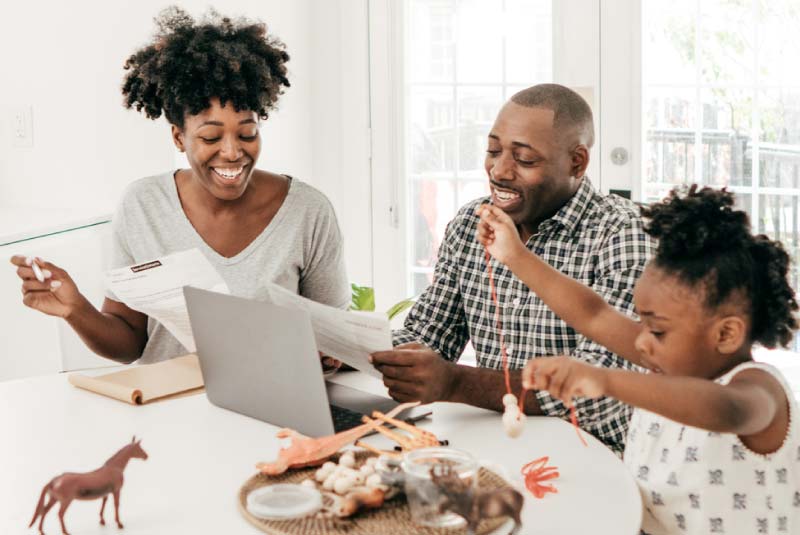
[173,98,261,201]
[632,264,724,379]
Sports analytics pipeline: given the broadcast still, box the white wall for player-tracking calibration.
[0,0,377,379]
[308,1,374,288]
[0,0,317,231]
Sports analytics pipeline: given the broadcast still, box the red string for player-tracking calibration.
[521,456,560,499]
[485,250,513,396]
[570,403,589,447]
[484,250,586,446]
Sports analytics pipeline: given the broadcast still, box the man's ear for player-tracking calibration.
[570,144,590,178]
[171,124,185,152]
[713,315,747,354]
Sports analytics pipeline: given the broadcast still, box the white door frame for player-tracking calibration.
[368,0,621,306]
[367,0,408,310]
[598,0,641,199]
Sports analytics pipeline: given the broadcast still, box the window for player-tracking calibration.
[641,0,800,349]
[404,0,553,295]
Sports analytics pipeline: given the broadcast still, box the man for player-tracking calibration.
[370,84,655,454]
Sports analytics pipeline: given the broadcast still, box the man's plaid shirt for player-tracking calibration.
[393,178,656,454]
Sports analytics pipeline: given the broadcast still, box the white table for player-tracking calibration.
[1,370,641,534]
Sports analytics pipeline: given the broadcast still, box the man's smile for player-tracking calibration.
[490,183,524,211]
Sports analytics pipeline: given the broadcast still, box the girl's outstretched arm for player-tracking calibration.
[524,357,786,444]
[476,205,643,366]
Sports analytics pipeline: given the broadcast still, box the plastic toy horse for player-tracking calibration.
[29,437,148,535]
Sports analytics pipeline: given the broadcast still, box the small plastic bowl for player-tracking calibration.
[246,483,323,520]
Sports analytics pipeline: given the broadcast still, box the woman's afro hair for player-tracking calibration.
[642,185,798,348]
[121,6,290,128]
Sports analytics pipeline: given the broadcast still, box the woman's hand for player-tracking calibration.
[522,356,609,407]
[10,255,87,319]
[320,353,342,373]
[475,205,527,265]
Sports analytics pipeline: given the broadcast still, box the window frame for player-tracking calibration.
[368,0,602,307]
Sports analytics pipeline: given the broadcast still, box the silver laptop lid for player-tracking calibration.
[184,286,336,437]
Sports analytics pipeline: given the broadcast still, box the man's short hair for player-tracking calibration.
[511,84,595,148]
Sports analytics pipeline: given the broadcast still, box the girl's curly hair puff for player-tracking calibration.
[122,6,290,128]
[642,185,798,348]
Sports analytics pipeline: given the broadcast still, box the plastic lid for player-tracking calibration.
[246,484,323,520]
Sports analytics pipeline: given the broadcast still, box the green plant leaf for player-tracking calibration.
[386,298,415,320]
[350,283,376,312]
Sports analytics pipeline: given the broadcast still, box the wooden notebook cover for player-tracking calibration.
[68,354,204,405]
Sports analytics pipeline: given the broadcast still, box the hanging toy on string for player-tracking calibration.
[502,392,525,438]
[485,249,528,438]
[485,247,587,445]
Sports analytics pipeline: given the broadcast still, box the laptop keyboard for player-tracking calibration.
[330,404,366,432]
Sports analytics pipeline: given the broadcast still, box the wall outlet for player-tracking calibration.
[11,106,33,148]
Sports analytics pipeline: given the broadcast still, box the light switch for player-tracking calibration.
[11,106,33,148]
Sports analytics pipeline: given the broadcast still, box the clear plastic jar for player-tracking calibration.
[401,447,478,528]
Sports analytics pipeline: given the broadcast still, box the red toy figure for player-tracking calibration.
[29,437,148,535]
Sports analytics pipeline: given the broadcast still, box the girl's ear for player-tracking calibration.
[713,315,747,354]
[172,124,185,152]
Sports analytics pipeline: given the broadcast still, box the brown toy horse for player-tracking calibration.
[29,437,148,535]
[430,464,524,535]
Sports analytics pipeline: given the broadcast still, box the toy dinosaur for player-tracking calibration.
[29,437,148,535]
[256,402,419,475]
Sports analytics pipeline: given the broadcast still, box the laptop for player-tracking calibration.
[184,286,411,437]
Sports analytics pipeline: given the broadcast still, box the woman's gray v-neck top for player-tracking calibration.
[105,170,350,363]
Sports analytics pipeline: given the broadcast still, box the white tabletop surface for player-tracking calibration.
[1,370,641,535]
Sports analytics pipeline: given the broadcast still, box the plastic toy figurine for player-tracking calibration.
[431,464,524,535]
[29,437,148,535]
[256,402,419,475]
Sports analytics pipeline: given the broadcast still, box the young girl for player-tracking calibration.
[477,186,800,535]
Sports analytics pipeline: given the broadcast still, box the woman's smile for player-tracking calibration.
[211,164,248,185]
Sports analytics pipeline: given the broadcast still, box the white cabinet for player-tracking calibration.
[0,221,116,381]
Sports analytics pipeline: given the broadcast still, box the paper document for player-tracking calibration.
[262,283,390,378]
[104,249,229,352]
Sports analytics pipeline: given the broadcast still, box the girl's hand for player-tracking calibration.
[9,255,86,319]
[522,356,608,407]
[475,205,527,265]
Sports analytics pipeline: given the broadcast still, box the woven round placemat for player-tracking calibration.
[238,452,512,535]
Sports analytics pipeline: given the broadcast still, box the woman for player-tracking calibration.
[10,8,349,364]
